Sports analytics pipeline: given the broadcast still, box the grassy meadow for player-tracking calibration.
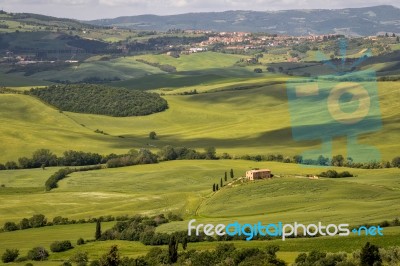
[1,160,399,228]
[0,47,399,265]
[0,147,398,260]
[2,78,398,162]
[29,56,166,83]
[1,159,399,265]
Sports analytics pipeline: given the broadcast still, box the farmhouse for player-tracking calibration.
[246,169,272,181]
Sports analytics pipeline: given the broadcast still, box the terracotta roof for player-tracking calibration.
[248,169,271,173]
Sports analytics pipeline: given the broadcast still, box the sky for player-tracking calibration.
[0,0,399,20]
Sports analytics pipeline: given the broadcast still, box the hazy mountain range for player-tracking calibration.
[88,5,400,36]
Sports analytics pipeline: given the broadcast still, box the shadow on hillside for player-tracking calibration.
[181,82,288,103]
[103,126,317,151]
[113,67,268,90]
[104,117,383,149]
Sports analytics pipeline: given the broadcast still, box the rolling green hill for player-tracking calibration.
[1,160,399,227]
[0,94,143,162]
[27,56,166,84]
[0,160,399,265]
[1,80,399,162]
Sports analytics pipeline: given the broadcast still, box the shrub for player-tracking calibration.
[27,247,49,261]
[3,221,19,231]
[339,171,353,178]
[319,170,353,178]
[50,240,73,252]
[70,251,89,266]
[1,249,19,263]
[149,131,157,140]
[392,157,400,168]
[29,214,47,228]
[77,238,85,245]
[19,218,31,229]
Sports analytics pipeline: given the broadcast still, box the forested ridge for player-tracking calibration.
[29,84,168,117]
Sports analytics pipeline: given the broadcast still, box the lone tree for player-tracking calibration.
[149,131,157,140]
[224,172,227,182]
[230,169,234,178]
[95,220,102,240]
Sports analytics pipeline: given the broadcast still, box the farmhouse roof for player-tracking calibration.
[248,169,271,173]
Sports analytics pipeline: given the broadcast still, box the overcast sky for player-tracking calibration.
[0,0,399,20]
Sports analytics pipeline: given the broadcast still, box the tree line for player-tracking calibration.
[29,84,169,117]
[2,212,399,265]
[1,147,399,172]
[213,169,234,192]
[135,59,177,73]
[3,241,399,265]
[1,213,130,233]
[44,166,102,191]
[238,153,400,170]
[0,149,105,170]
[105,146,218,168]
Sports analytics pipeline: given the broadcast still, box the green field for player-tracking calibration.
[0,94,143,162]
[1,79,399,163]
[29,56,166,83]
[1,160,399,228]
[1,160,399,266]
[0,70,52,87]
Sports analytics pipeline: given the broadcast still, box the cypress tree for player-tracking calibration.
[220,178,223,188]
[230,169,234,178]
[95,220,102,240]
[212,184,216,192]
[168,235,178,263]
[216,184,219,191]
[224,172,227,181]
